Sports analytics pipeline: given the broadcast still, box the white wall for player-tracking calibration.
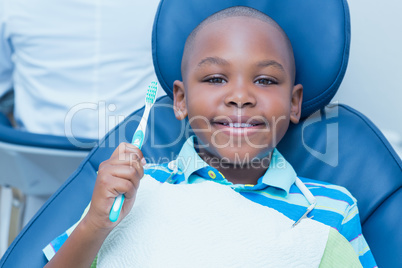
[334,0,402,153]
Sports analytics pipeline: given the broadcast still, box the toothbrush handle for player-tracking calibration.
[109,118,147,222]
[109,194,125,222]
[131,130,144,148]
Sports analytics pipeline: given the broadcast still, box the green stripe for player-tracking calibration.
[90,255,97,268]
[319,228,362,268]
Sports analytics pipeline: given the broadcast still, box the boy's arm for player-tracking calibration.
[44,216,110,268]
[45,143,145,268]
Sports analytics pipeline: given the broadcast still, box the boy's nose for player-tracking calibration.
[224,83,256,108]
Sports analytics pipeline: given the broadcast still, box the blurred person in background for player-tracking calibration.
[0,0,164,142]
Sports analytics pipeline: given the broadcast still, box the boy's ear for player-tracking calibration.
[173,80,188,120]
[290,84,303,124]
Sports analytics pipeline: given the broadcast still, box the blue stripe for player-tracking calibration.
[297,177,355,205]
[307,188,354,206]
[240,191,307,220]
[240,192,346,231]
[341,213,363,241]
[145,169,169,182]
[51,232,69,252]
[359,251,378,268]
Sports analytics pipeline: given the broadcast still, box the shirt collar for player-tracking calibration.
[176,136,210,180]
[261,148,297,194]
[175,136,297,195]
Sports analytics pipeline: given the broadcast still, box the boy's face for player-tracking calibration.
[174,16,302,165]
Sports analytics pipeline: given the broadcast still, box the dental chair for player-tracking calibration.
[0,113,96,196]
[0,112,95,256]
[1,0,401,267]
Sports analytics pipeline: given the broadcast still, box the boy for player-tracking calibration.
[45,6,375,267]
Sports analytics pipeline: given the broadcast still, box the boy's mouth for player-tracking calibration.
[211,116,267,134]
[212,116,266,126]
[219,122,258,128]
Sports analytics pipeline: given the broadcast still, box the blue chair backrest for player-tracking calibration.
[1,0,401,267]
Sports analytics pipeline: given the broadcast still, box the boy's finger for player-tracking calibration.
[118,147,144,165]
[96,170,140,198]
[98,162,144,189]
[110,142,143,159]
[106,175,139,200]
[106,153,146,168]
[109,165,144,183]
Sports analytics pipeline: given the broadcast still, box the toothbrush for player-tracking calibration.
[109,81,158,222]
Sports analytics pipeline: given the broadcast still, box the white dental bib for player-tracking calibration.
[97,176,330,268]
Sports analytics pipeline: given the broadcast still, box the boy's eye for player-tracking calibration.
[255,78,277,85]
[205,76,227,84]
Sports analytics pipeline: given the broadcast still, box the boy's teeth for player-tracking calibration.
[228,123,253,128]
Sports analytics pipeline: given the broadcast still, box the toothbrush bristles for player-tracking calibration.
[145,82,158,104]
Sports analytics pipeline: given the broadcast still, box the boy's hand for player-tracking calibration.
[84,142,146,232]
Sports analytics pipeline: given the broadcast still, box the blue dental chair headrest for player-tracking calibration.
[153,0,350,118]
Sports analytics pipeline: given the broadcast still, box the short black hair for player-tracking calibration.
[181,6,296,83]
